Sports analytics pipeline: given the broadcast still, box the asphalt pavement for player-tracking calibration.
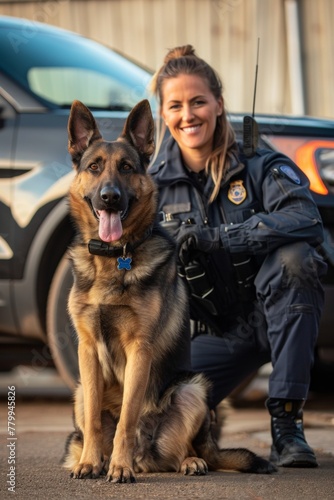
[0,366,333,499]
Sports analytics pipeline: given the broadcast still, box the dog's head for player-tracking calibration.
[68,99,156,243]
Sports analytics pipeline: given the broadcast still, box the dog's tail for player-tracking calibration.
[194,411,277,474]
[205,446,277,474]
[62,430,83,470]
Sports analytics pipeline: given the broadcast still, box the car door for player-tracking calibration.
[0,91,18,331]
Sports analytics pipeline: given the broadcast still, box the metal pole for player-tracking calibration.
[284,0,306,115]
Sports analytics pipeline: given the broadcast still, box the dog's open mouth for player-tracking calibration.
[94,210,121,243]
[94,207,129,243]
[84,197,129,243]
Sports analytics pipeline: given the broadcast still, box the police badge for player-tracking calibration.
[228,180,247,205]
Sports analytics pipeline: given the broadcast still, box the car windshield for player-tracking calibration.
[0,24,153,110]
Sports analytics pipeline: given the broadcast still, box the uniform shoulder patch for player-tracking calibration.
[228,180,247,205]
[279,165,301,184]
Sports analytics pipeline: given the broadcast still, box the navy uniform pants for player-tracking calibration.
[191,242,327,409]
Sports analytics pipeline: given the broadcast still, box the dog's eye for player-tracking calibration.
[120,164,134,173]
[88,163,99,172]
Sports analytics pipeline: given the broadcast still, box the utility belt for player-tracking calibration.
[231,253,258,301]
[190,320,215,338]
[179,252,257,336]
[159,212,258,334]
[179,261,220,317]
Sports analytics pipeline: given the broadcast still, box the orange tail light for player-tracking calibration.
[267,137,333,195]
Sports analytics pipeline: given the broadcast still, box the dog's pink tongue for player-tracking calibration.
[98,211,123,242]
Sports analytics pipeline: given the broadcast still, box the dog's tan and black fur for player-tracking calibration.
[63,99,276,483]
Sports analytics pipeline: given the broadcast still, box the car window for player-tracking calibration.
[317,148,334,192]
[0,27,154,111]
[28,67,135,109]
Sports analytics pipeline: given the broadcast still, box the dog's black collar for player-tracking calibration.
[88,228,153,259]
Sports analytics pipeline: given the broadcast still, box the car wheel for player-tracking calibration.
[47,252,79,390]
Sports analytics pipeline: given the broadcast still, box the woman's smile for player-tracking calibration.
[181,124,202,134]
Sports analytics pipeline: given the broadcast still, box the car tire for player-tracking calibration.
[47,252,79,390]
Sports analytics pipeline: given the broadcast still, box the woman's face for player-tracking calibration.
[161,73,223,161]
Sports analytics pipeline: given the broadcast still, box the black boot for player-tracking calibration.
[266,398,318,468]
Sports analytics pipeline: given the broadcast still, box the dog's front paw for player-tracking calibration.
[181,457,208,476]
[70,462,103,479]
[106,464,136,483]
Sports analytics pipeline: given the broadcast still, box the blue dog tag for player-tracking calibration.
[117,256,132,271]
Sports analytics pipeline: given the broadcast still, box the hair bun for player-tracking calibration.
[164,45,196,64]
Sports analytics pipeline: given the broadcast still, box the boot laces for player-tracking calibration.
[273,415,305,443]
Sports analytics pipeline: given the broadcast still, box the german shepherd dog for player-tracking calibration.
[63,99,276,483]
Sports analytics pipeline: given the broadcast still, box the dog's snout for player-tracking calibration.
[100,185,121,205]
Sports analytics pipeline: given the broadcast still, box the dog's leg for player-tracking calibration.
[134,374,209,474]
[106,344,152,483]
[71,341,105,479]
[156,374,209,475]
[153,374,276,475]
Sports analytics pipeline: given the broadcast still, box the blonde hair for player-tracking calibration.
[150,45,237,202]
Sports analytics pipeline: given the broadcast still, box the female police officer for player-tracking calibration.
[149,45,327,467]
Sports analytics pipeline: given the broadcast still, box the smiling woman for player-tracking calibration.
[149,44,328,469]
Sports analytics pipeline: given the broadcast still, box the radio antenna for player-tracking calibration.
[252,38,260,117]
[243,38,260,157]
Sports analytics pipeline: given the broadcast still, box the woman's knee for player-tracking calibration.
[255,242,326,295]
[279,242,326,288]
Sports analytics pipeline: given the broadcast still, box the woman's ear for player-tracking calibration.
[160,106,167,125]
[217,96,224,116]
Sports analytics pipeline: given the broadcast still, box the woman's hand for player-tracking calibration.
[177,224,221,265]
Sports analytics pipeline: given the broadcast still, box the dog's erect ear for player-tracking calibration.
[68,100,102,165]
[120,99,155,165]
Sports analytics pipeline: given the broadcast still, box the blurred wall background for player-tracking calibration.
[1,0,334,118]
